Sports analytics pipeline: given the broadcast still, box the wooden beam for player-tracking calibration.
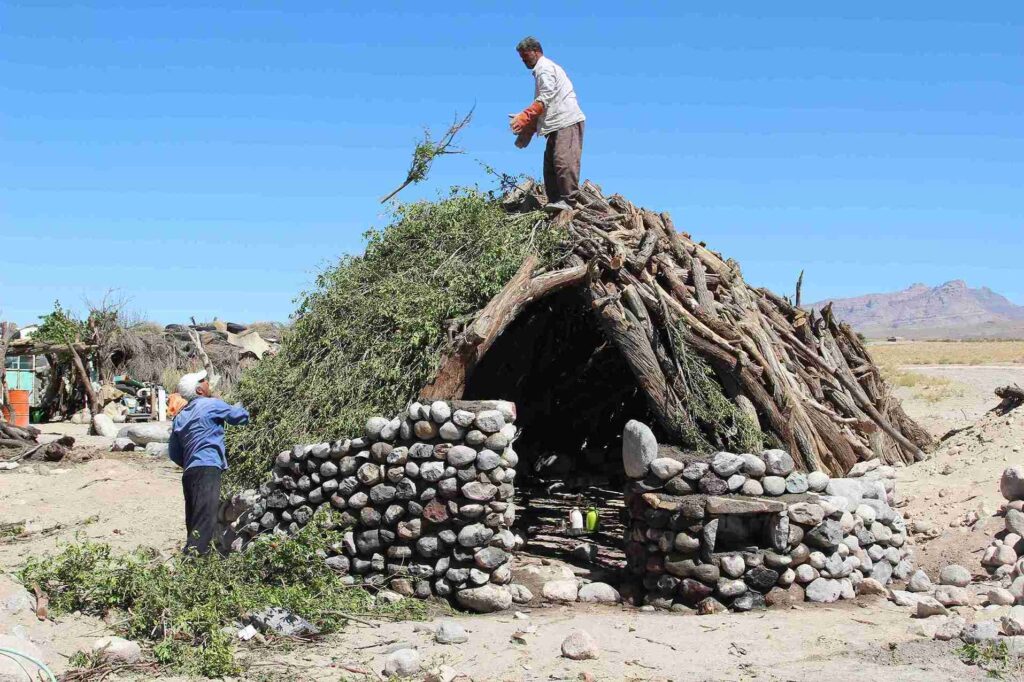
[420,258,590,400]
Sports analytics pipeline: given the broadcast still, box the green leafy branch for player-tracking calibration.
[380,107,474,204]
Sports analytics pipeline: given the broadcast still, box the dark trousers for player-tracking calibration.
[543,121,585,204]
[182,466,222,556]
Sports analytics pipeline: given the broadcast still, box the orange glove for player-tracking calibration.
[514,119,537,148]
[510,101,544,134]
[167,393,187,418]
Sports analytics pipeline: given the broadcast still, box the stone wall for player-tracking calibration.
[622,420,914,611]
[220,400,523,610]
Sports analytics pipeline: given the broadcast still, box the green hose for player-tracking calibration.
[0,646,58,682]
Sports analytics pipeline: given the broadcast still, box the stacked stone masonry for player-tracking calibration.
[220,400,522,607]
[622,420,914,611]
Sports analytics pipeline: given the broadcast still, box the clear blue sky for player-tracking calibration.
[3,2,1022,326]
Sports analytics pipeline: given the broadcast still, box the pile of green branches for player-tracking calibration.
[668,326,767,454]
[19,510,427,677]
[224,187,564,494]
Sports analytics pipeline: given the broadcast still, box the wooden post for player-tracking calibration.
[0,322,12,423]
[66,341,99,417]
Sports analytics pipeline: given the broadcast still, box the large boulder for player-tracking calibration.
[542,580,579,603]
[622,420,658,479]
[578,582,621,604]
[92,413,119,438]
[117,422,172,445]
[455,585,512,612]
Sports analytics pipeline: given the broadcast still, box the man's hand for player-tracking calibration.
[510,101,544,134]
[514,121,536,148]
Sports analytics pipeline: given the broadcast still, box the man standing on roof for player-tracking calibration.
[168,370,249,556]
[510,36,586,212]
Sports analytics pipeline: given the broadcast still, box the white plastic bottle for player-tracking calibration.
[569,507,584,531]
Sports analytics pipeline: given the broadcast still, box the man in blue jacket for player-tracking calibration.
[168,369,250,555]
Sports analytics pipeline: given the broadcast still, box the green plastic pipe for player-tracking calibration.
[0,647,58,682]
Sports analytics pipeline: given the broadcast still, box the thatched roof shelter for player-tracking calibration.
[226,181,931,492]
[418,180,932,477]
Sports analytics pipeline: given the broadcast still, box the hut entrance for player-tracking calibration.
[463,286,657,573]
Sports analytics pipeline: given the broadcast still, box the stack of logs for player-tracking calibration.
[0,422,72,462]
[433,180,934,477]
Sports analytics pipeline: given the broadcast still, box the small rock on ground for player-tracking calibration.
[92,636,142,664]
[384,648,421,677]
[434,621,468,644]
[561,630,600,660]
[938,564,971,587]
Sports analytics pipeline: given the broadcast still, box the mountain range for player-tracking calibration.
[808,280,1024,340]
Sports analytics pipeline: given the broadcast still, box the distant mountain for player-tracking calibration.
[808,281,1024,340]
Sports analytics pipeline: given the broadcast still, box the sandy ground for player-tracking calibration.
[892,364,1024,437]
[2,367,1023,680]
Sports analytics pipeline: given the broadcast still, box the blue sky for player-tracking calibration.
[2,2,1022,326]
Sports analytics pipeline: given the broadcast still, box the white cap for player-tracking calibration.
[177,370,208,401]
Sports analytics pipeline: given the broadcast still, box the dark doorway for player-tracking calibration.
[463,286,657,575]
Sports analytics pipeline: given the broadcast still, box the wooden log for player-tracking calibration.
[66,342,99,417]
[767,320,927,461]
[186,322,218,388]
[628,225,660,274]
[0,322,13,422]
[691,258,715,317]
[585,278,692,444]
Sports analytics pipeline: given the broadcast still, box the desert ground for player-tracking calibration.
[2,341,1023,681]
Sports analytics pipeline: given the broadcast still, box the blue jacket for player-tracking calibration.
[168,397,250,471]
